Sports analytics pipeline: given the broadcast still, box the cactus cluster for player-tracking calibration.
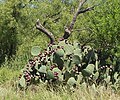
[18,40,120,90]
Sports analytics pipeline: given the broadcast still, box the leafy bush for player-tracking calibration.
[0,2,18,64]
[78,0,120,50]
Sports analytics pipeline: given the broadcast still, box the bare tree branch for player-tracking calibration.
[78,6,94,14]
[71,28,90,32]
[69,0,87,30]
[60,0,98,40]
[61,0,87,40]
[78,4,99,14]
[36,19,55,44]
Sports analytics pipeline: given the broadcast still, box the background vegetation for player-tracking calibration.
[0,0,120,99]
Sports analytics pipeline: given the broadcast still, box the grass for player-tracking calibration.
[0,67,120,100]
[0,81,120,100]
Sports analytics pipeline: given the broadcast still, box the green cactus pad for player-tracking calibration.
[38,65,47,73]
[93,71,99,80]
[105,76,111,83]
[87,50,95,60]
[53,53,64,69]
[52,67,61,74]
[31,46,41,56]
[72,55,81,65]
[58,40,66,47]
[86,64,95,72]
[58,40,74,55]
[19,75,26,87]
[77,72,83,84]
[67,77,76,86]
[74,48,82,57]
[35,60,39,70]
[82,64,95,76]
[114,72,118,80]
[64,71,71,81]
[65,44,74,55]
[64,59,73,71]
[55,49,64,57]
[73,41,80,49]
[82,69,91,76]
[52,45,58,49]
[52,68,63,80]
[47,70,54,79]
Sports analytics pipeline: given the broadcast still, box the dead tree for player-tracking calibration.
[35,0,97,45]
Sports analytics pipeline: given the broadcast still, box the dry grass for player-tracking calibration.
[0,67,120,100]
[0,81,120,100]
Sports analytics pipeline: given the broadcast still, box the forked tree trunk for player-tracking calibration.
[35,0,97,44]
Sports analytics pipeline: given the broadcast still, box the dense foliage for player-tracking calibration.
[80,0,120,59]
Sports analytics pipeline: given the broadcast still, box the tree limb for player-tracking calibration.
[69,0,87,30]
[61,0,87,40]
[36,19,55,44]
[60,0,98,40]
[78,4,99,14]
[71,28,90,32]
[78,6,94,14]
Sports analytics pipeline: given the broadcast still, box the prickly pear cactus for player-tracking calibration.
[18,40,120,89]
